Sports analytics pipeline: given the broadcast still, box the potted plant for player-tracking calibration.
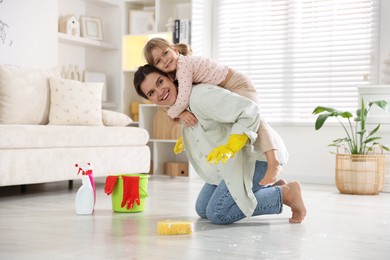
[312,99,389,195]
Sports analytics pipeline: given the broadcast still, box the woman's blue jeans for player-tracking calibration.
[195,161,283,225]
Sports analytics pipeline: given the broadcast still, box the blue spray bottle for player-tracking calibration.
[74,163,96,215]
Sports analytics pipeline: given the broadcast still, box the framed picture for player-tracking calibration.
[80,16,103,41]
[84,71,107,101]
[129,10,155,35]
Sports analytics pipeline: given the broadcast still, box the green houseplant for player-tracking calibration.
[312,99,389,195]
[312,99,389,154]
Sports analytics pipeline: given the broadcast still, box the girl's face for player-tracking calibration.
[151,47,179,73]
[140,72,177,106]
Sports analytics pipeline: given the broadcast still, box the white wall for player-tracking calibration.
[0,0,57,68]
[272,124,343,185]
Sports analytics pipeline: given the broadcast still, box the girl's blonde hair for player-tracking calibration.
[143,37,192,65]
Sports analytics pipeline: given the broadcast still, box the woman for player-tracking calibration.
[143,37,283,186]
[134,65,306,224]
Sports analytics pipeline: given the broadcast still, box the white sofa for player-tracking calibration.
[0,65,150,187]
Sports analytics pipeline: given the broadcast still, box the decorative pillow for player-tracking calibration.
[102,109,133,126]
[49,77,103,126]
[0,65,59,124]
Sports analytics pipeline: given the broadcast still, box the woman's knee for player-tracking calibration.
[196,201,229,223]
[205,203,236,225]
[195,203,207,219]
[195,183,216,219]
[206,208,225,224]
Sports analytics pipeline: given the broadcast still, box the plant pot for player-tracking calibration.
[335,153,385,195]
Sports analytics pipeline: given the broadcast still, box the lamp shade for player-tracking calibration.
[122,32,173,71]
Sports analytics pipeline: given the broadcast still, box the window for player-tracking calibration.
[213,0,379,123]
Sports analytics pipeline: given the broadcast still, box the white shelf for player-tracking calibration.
[58,0,122,112]
[124,0,155,4]
[139,104,194,177]
[58,33,118,50]
[122,0,193,177]
[84,0,121,7]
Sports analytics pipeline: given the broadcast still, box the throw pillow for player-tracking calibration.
[102,109,133,126]
[0,65,59,124]
[49,77,103,126]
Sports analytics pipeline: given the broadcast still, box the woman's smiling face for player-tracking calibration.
[140,72,178,106]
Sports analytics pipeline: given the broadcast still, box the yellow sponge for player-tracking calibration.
[157,220,193,235]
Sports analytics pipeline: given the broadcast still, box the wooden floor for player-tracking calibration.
[0,176,389,260]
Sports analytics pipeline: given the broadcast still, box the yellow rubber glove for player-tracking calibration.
[207,134,249,164]
[174,136,185,154]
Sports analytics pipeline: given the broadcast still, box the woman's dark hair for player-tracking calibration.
[133,64,169,99]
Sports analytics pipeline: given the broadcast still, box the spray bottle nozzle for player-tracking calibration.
[75,163,93,175]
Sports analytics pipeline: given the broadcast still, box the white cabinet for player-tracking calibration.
[57,0,123,111]
[124,0,192,34]
[121,0,193,117]
[139,104,195,177]
[123,0,196,177]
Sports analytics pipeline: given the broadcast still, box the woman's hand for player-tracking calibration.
[207,134,249,164]
[179,111,198,127]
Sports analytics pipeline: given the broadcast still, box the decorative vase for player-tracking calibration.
[74,65,83,81]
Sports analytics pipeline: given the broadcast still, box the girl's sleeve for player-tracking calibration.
[167,63,194,119]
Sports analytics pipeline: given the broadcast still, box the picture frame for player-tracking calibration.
[80,16,103,41]
[84,71,107,101]
[129,10,155,35]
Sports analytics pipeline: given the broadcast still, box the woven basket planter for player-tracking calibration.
[335,152,386,195]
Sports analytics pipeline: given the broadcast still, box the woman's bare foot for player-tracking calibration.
[281,182,306,223]
[259,164,283,185]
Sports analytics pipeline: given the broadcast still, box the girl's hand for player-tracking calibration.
[179,111,198,127]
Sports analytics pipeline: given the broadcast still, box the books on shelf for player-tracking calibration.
[174,19,191,44]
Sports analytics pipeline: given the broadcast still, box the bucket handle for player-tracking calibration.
[139,186,149,197]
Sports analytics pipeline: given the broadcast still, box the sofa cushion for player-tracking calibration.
[0,65,59,125]
[102,109,133,126]
[49,77,103,126]
[0,125,149,149]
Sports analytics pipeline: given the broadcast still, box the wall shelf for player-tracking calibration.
[58,33,118,50]
[84,0,121,8]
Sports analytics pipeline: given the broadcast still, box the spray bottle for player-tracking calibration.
[74,163,96,215]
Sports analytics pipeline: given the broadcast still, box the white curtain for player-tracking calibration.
[212,0,379,123]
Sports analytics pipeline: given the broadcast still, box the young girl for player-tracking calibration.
[143,37,284,185]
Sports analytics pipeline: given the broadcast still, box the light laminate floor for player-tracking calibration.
[0,177,389,260]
